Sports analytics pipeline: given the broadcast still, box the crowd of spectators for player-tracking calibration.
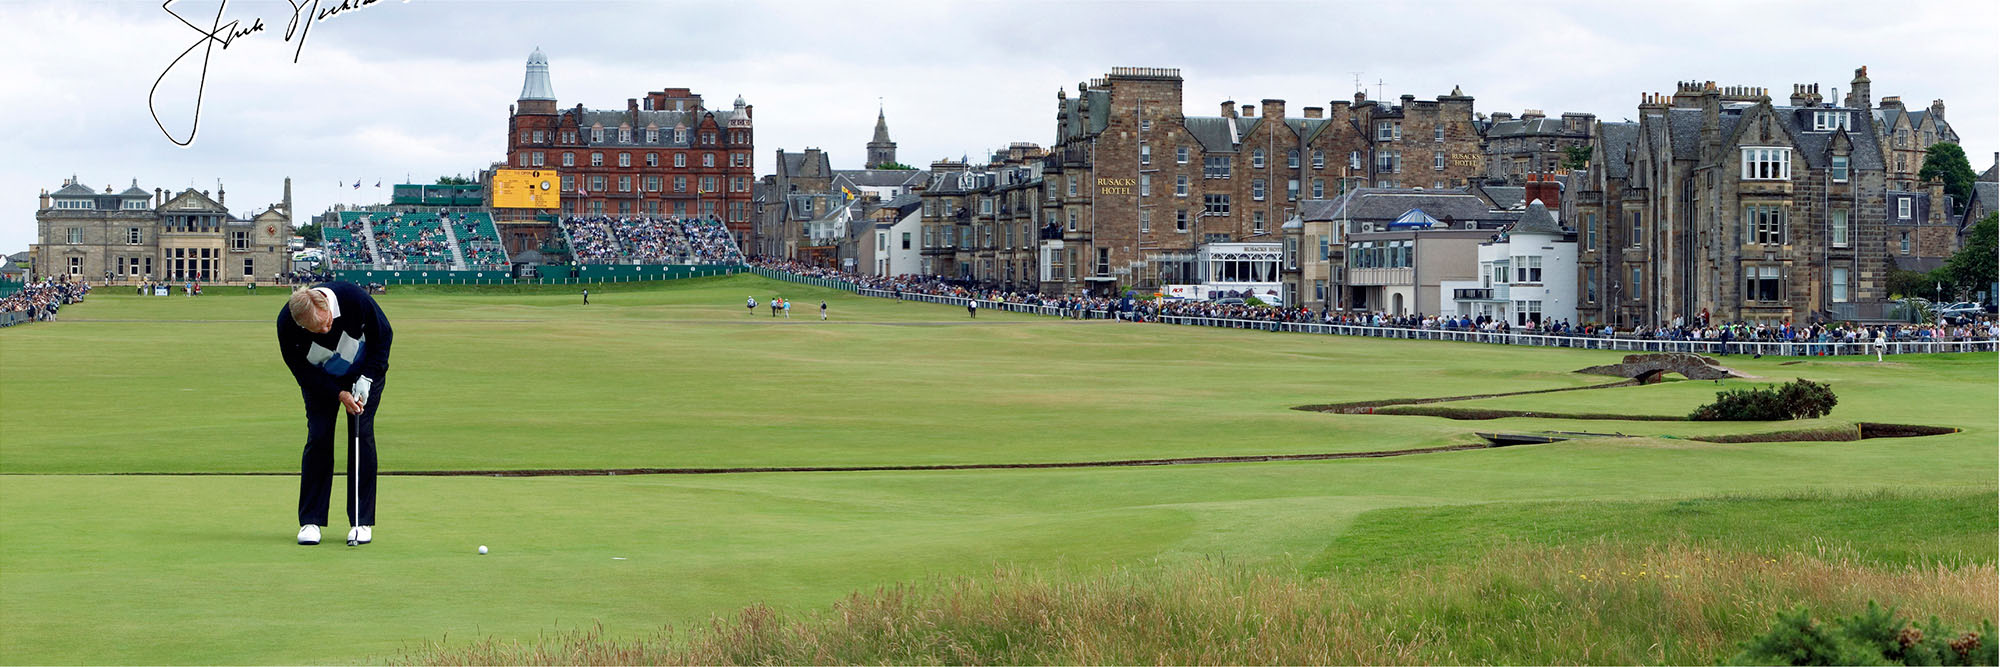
[280,269,335,285]
[1,279,90,324]
[563,216,744,265]
[368,214,454,268]
[749,259,1999,344]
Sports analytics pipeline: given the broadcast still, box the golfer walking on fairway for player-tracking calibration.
[278,282,393,546]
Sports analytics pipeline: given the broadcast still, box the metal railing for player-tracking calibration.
[1157,316,1999,356]
[750,268,1996,356]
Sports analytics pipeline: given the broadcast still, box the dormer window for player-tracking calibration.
[1812,111,1850,132]
[123,199,149,210]
[646,129,657,143]
[618,128,631,143]
[55,199,90,210]
[591,127,604,143]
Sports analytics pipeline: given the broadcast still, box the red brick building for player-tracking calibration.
[503,48,755,249]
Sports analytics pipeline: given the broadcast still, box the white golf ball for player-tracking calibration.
[478,545,488,555]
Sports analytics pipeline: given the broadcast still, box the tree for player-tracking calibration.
[1562,145,1592,170]
[1937,213,1997,300]
[872,161,917,171]
[435,175,476,186]
[296,221,323,243]
[1918,143,1977,211]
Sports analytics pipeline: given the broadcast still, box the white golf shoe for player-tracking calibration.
[347,525,372,544]
[298,524,321,545]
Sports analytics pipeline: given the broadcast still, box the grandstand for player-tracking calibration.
[330,211,506,270]
[444,211,509,269]
[559,216,745,266]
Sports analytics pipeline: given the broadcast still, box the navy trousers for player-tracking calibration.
[298,379,383,527]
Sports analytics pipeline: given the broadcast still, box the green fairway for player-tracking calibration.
[1,275,1994,664]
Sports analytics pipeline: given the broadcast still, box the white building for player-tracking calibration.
[870,195,922,277]
[1441,200,1577,327]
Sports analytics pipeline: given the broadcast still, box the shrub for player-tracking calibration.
[1734,601,1998,666]
[1690,379,1837,421]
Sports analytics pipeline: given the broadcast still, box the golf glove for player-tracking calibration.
[351,376,372,407]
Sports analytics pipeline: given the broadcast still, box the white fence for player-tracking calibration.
[752,268,1997,356]
[1155,316,1999,357]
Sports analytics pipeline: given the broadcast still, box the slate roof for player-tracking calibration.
[1885,190,1938,226]
[1485,117,1574,138]
[1316,188,1512,224]
[1183,116,1237,152]
[1892,256,1946,273]
[1599,122,1640,180]
[567,109,742,147]
[1297,199,1340,221]
[51,182,97,197]
[1508,200,1564,235]
[1971,182,1998,214]
[833,169,928,188]
[1661,108,1705,158]
[779,151,832,178]
[1473,185,1524,210]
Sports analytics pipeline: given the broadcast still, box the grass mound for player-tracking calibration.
[398,490,1998,665]
[398,542,1996,666]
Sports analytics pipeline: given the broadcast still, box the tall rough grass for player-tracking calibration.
[398,541,1996,665]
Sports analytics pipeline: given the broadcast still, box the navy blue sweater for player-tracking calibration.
[277,282,393,397]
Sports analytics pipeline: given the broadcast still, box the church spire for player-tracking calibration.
[866,103,897,169]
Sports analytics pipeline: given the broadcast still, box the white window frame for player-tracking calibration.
[1831,267,1849,303]
[1898,197,1912,219]
[1740,147,1792,181]
[1831,155,1849,182]
[1176,146,1189,164]
[1252,149,1266,169]
[1830,209,1849,247]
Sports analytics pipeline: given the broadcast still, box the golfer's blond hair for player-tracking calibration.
[287,286,328,326]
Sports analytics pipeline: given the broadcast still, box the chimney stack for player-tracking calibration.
[1523,172,1561,209]
[1221,100,1237,118]
[1260,99,1285,120]
[1847,66,1871,109]
[1241,104,1256,117]
[1304,106,1323,119]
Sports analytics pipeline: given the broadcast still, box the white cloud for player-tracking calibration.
[4,0,1995,255]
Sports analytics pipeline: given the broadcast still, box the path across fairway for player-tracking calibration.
[25,443,1489,478]
[58,318,1077,326]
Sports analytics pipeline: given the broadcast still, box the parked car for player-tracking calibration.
[1937,302,1983,323]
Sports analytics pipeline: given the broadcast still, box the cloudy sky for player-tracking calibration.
[4,0,1994,254]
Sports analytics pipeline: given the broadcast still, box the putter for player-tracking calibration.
[346,409,359,547]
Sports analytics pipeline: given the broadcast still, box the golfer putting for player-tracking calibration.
[278,282,393,546]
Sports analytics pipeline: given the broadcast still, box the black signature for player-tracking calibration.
[150,0,399,147]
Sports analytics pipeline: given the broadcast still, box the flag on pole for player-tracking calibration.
[841,186,855,201]
[375,179,381,188]
[353,179,361,189]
